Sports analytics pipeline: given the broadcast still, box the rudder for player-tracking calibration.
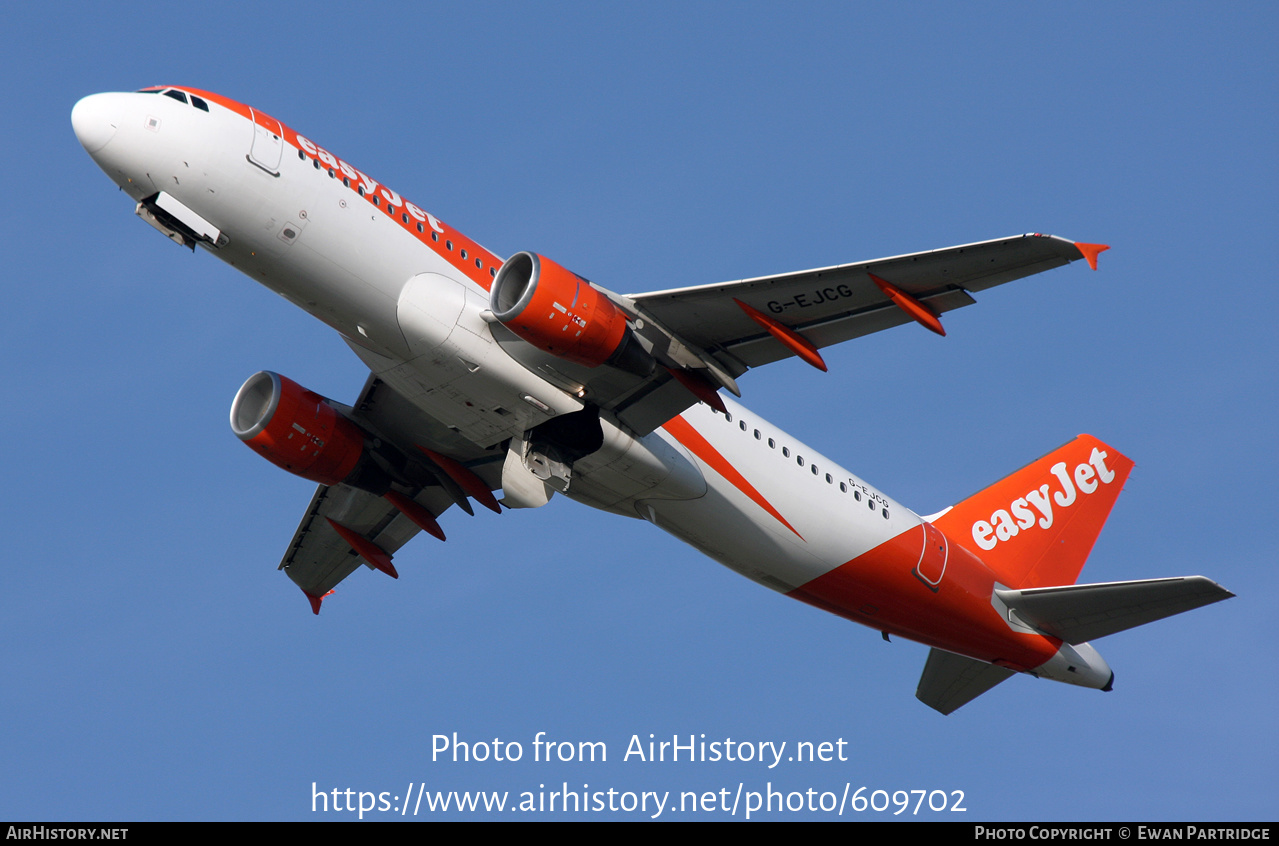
[931,435,1133,588]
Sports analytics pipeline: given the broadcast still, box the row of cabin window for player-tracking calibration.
[297,148,498,278]
[722,411,889,518]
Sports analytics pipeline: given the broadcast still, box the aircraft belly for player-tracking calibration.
[385,274,586,446]
[566,416,708,508]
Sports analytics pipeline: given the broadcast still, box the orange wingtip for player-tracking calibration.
[1073,242,1110,271]
[303,588,335,615]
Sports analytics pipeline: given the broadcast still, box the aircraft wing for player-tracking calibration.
[626,234,1104,370]
[277,481,456,603]
[276,374,504,613]
[487,234,1103,435]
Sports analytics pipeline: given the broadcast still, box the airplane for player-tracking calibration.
[72,86,1233,714]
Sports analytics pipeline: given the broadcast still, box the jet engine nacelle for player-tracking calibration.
[490,252,653,375]
[230,371,367,486]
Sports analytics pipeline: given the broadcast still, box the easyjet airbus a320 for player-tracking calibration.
[72,86,1232,713]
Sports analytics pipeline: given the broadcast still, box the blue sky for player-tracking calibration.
[3,2,1275,821]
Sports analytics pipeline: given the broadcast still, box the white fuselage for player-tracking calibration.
[73,87,916,593]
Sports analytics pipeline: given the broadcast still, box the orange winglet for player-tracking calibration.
[326,518,399,579]
[417,447,502,514]
[1073,242,1110,271]
[384,490,447,542]
[868,273,946,337]
[734,298,828,372]
[664,366,727,415]
[303,588,334,616]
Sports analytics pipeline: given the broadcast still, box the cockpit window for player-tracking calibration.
[136,88,206,112]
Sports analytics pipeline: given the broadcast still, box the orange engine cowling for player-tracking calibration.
[230,371,366,486]
[490,252,651,374]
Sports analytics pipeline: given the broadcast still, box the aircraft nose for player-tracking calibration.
[71,93,119,154]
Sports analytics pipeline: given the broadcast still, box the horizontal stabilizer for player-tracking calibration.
[916,648,1015,715]
[994,576,1234,644]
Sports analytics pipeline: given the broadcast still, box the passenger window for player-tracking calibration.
[782,447,789,457]
[768,438,775,448]
[739,421,747,431]
[797,456,804,467]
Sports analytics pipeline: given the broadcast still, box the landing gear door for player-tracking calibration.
[248,107,283,175]
[500,433,556,509]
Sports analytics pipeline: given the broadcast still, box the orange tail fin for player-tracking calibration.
[931,435,1134,588]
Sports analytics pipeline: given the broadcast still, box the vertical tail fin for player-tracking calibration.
[931,435,1134,588]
